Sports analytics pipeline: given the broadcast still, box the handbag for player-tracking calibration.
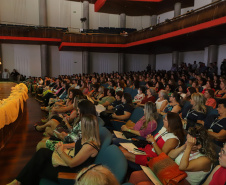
[132,139,149,148]
[147,152,187,185]
[122,131,138,139]
[100,110,115,117]
[52,148,75,167]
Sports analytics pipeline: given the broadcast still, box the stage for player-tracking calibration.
[0,84,45,184]
[0,82,17,100]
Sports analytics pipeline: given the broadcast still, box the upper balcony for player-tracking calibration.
[0,0,226,54]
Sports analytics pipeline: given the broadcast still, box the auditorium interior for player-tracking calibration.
[0,0,226,185]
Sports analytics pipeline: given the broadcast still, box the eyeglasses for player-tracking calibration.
[76,164,102,182]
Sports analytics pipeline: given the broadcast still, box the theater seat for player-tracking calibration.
[111,107,143,131]
[99,126,112,150]
[39,127,112,185]
[41,145,127,185]
[129,107,144,123]
[152,115,164,136]
[98,117,105,127]
[94,145,128,183]
[131,89,138,99]
[124,87,133,94]
[39,178,59,185]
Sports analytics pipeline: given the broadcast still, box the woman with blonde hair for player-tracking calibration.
[112,102,158,145]
[76,164,120,185]
[7,114,100,185]
[182,93,207,130]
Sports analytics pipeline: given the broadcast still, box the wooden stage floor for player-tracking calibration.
[0,84,45,185]
[0,82,17,100]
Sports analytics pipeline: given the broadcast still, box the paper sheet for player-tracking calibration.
[120,143,146,155]
[113,130,127,139]
[140,165,162,185]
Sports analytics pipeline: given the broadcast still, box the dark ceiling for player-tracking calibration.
[68,0,194,16]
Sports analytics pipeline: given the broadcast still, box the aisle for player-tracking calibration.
[0,97,45,185]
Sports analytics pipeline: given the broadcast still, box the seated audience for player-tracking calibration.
[36,100,96,151]
[192,80,199,93]
[155,90,168,112]
[155,81,164,93]
[112,102,158,145]
[169,125,216,185]
[202,80,215,94]
[98,89,115,107]
[111,93,134,121]
[182,93,207,130]
[215,80,226,99]
[129,125,216,185]
[137,88,156,107]
[115,81,124,92]
[198,99,226,147]
[159,92,182,115]
[133,86,146,104]
[107,91,123,111]
[91,85,104,102]
[178,84,187,99]
[7,114,100,185]
[165,84,173,96]
[185,87,197,101]
[80,81,89,95]
[119,112,185,167]
[203,142,226,185]
[204,89,217,109]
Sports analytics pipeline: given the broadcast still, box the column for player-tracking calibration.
[174,2,181,17]
[118,53,125,73]
[207,45,218,67]
[82,51,89,74]
[120,13,126,28]
[39,0,47,26]
[39,0,49,77]
[82,2,89,74]
[172,51,179,65]
[119,14,126,73]
[40,45,49,77]
[151,15,157,26]
[83,0,89,29]
[148,54,156,70]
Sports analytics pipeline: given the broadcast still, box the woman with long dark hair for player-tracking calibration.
[168,125,217,185]
[120,112,185,166]
[36,99,96,151]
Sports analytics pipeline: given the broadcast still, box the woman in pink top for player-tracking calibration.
[112,102,158,145]
[203,142,226,185]
[204,89,217,109]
